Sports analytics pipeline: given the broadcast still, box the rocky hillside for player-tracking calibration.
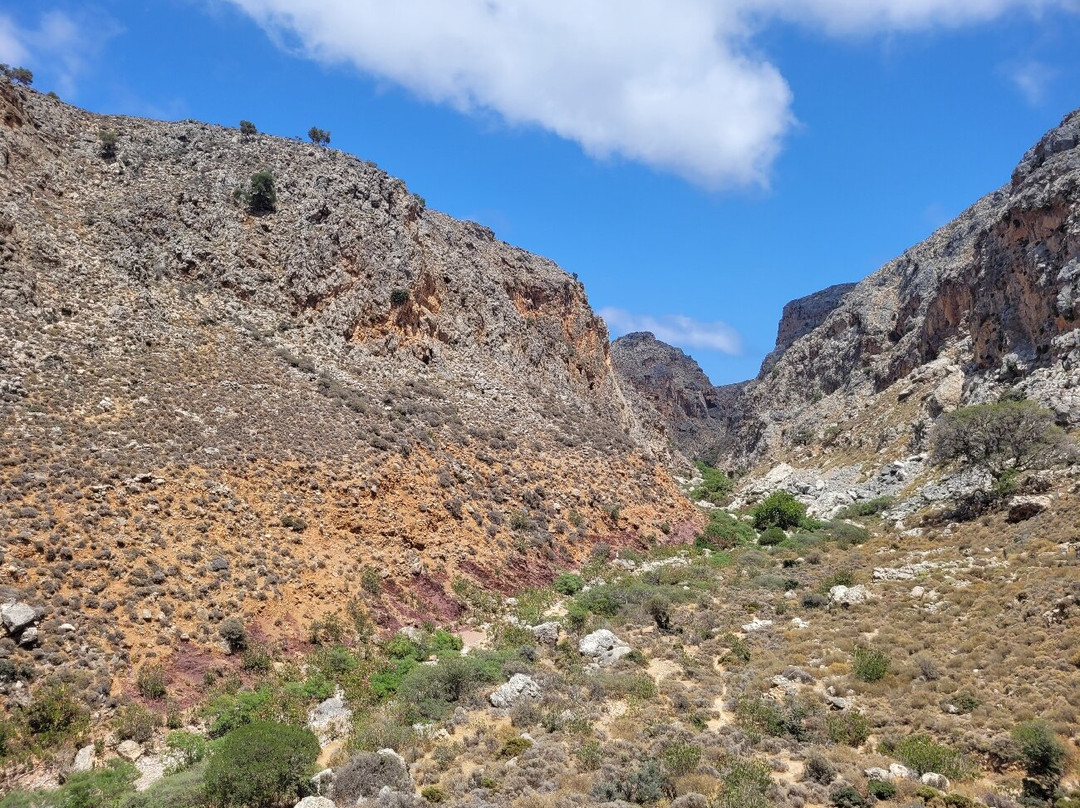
[615,109,1080,479]
[0,83,698,697]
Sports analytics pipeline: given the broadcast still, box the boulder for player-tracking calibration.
[579,629,631,666]
[920,772,950,790]
[73,744,96,772]
[1008,495,1051,523]
[18,627,38,647]
[864,767,892,781]
[310,768,334,796]
[829,585,874,606]
[889,763,913,780]
[742,619,773,632]
[1,600,36,635]
[530,622,560,645]
[489,674,541,709]
[294,798,336,808]
[308,691,352,745]
[117,740,143,762]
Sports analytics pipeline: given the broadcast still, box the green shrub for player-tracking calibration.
[819,569,856,592]
[591,760,671,805]
[715,759,773,808]
[239,120,257,136]
[751,491,807,530]
[116,703,161,744]
[836,497,894,519]
[218,617,247,652]
[802,592,830,609]
[826,710,871,746]
[121,763,208,808]
[554,572,585,595]
[421,785,448,803]
[889,733,972,780]
[58,759,139,808]
[868,780,896,799]
[690,462,734,504]
[852,647,890,682]
[817,521,871,546]
[204,721,319,807]
[308,126,331,145]
[165,731,209,773]
[735,695,814,741]
[758,526,787,546]
[137,665,167,699]
[498,736,533,759]
[1012,719,1066,800]
[360,566,382,595]
[576,740,602,771]
[25,683,88,745]
[99,129,119,159]
[661,741,701,776]
[247,170,277,214]
[396,654,501,721]
[695,511,757,550]
[830,783,868,808]
[390,288,409,306]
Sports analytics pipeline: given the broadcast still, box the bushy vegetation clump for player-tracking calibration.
[203,721,319,807]
[931,399,1074,479]
[751,490,807,530]
[695,510,757,549]
[690,461,734,504]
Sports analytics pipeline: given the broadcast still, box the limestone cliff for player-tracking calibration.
[615,109,1080,475]
[0,83,698,687]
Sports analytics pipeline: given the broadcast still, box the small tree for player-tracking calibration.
[99,129,119,160]
[751,490,806,530]
[239,119,257,136]
[246,170,277,214]
[308,126,330,145]
[931,399,1074,481]
[1012,719,1066,801]
[204,722,319,807]
[0,65,33,86]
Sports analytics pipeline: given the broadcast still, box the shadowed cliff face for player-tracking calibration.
[0,83,700,682]
[614,109,1080,470]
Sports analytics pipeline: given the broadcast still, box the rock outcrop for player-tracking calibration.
[0,82,699,692]
[615,109,1080,480]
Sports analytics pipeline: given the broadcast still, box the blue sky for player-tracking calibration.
[2,1,1079,384]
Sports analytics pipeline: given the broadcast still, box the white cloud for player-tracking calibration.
[224,0,1077,189]
[0,15,30,66]
[0,10,120,97]
[599,307,742,355]
[1004,60,1057,106]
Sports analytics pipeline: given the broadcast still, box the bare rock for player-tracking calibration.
[1008,495,1051,523]
[489,674,541,709]
[579,629,631,666]
[117,740,143,762]
[1,600,36,635]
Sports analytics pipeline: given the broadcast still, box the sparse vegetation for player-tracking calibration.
[239,119,257,136]
[308,126,331,145]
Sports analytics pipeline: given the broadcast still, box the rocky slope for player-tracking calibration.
[0,83,699,697]
[615,109,1080,483]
